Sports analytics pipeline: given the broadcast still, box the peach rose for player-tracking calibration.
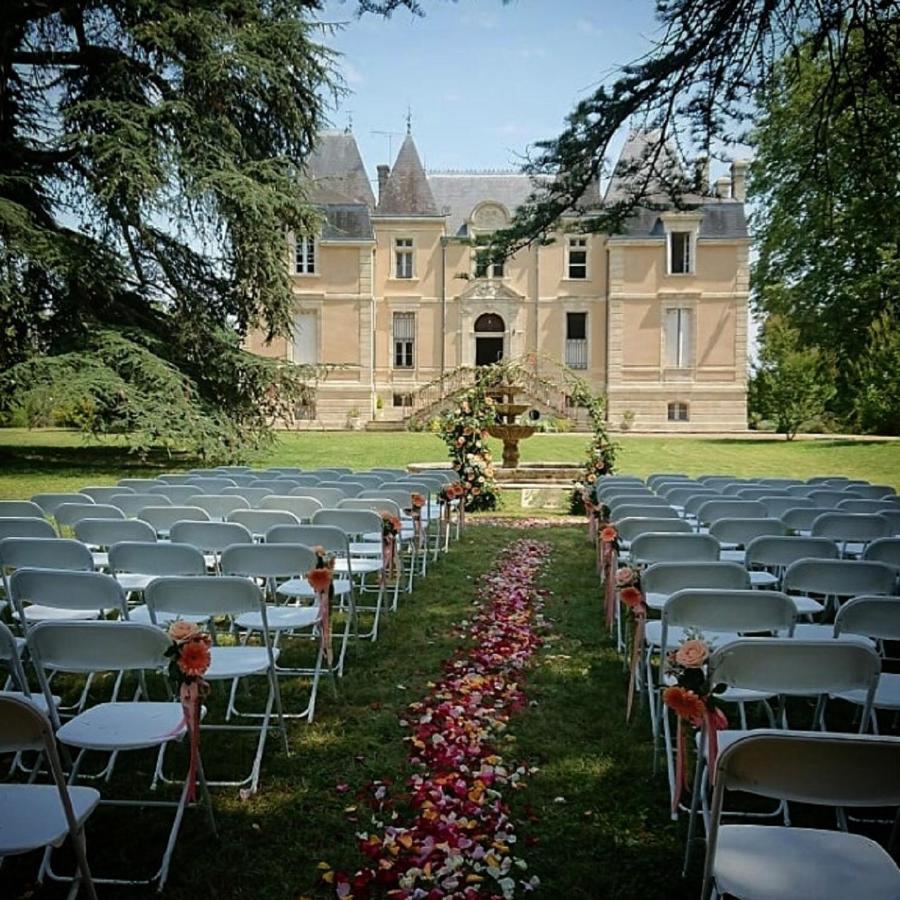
[169,620,199,643]
[616,566,637,587]
[675,639,710,669]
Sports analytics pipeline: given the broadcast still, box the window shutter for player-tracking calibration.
[665,309,679,366]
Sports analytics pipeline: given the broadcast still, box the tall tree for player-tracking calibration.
[0,0,335,458]
[750,33,900,428]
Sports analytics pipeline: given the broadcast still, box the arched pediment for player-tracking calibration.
[458,279,523,303]
[469,201,509,232]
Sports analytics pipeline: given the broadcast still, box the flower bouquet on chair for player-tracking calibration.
[380,512,401,583]
[407,492,426,552]
[165,621,212,802]
[599,523,620,627]
[662,633,727,813]
[308,546,336,667]
[616,564,647,721]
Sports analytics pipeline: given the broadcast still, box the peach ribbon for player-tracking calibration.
[179,681,205,804]
[625,607,646,722]
[602,543,618,631]
[316,587,333,667]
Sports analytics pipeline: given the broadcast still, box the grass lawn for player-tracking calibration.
[4,524,698,900]
[1,428,898,499]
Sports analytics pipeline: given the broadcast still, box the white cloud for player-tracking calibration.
[576,18,602,36]
[342,61,364,85]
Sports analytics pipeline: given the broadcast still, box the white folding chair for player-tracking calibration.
[227,508,300,540]
[701,731,900,900]
[168,520,253,571]
[185,477,237,493]
[0,517,56,540]
[708,518,788,568]
[783,558,896,618]
[258,495,323,521]
[641,561,750,613]
[221,486,273,506]
[108,493,172,518]
[745,535,839,598]
[79,486,134,504]
[53,503,124,532]
[138,505,210,538]
[614,517,692,553]
[28,621,215,890]
[116,478,164,491]
[190,494,250,522]
[32,494,93,517]
[811,512,891,557]
[0,500,48,519]
[73,518,156,570]
[630,533,720,566]
[0,694,99,900]
[146,484,203,504]
[144,575,287,794]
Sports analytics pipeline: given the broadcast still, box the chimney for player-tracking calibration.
[730,160,748,202]
[377,165,390,204]
[695,155,710,195]
[715,175,731,199]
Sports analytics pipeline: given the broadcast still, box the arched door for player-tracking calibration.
[474,313,505,366]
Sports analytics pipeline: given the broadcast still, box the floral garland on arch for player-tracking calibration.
[569,388,617,516]
[437,387,500,512]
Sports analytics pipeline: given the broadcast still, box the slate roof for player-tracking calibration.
[305,130,376,207]
[604,129,695,205]
[375,134,440,217]
[319,203,374,242]
[605,202,747,241]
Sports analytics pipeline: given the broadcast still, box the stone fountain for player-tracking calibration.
[485,384,537,468]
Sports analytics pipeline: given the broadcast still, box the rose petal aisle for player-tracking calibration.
[333,538,551,900]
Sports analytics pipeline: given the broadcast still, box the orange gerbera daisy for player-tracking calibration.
[663,686,707,724]
[600,525,618,543]
[410,493,426,509]
[307,567,332,593]
[619,585,644,610]
[177,639,211,678]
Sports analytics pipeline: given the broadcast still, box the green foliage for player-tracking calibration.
[436,386,500,512]
[0,0,335,453]
[569,386,618,513]
[750,34,900,427]
[749,316,836,441]
[852,312,900,435]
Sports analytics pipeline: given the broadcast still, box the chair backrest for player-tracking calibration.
[0,500,46,519]
[851,485,896,500]
[785,484,818,497]
[759,478,804,488]
[190,494,250,520]
[835,595,900,641]
[647,473,690,489]
[138,505,210,534]
[226,509,300,536]
[811,512,890,543]
[258,495,323,520]
[28,620,171,676]
[117,478,164,490]
[79,485,134,503]
[878,510,900,536]
[108,541,206,576]
[837,499,895,514]
[745,535,839,569]
[313,508,385,537]
[696,499,766,526]
[31,493,92,516]
[0,622,33,692]
[807,476,848,485]
[10,569,127,617]
[597,487,654,503]
[642,561,750,595]
[248,479,290,493]
[108,493,172,517]
[220,542,316,579]
[708,638,880,697]
[782,558,897,598]
[169,520,253,552]
[226,474,263,486]
[736,488,791,502]
[664,487,718,508]
[269,477,305,490]
[708,517,788,546]
[780,505,841,532]
[286,475,321,486]
[319,480,364,497]
[613,504,679,520]
[289,486,347,507]
[221,486,273,506]
[697,475,739,486]
[216,465,253,474]
[809,489,859,508]
[186,477,237,492]
[311,469,346,479]
[146,575,264,620]
[0,517,57,540]
[337,498,404,521]
[0,537,93,573]
[344,474,389,490]
[862,537,900,568]
[264,524,349,556]
[630,533,720,564]
[357,488,418,508]
[603,517,693,543]
[146,484,203,503]
[607,495,672,512]
[157,473,194,484]
[761,495,815,518]
[720,481,754,496]
[662,588,797,636]
[54,502,125,528]
[74,517,156,548]
[684,493,727,517]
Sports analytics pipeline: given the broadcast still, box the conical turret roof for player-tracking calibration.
[376,134,440,216]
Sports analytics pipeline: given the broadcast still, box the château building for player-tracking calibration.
[245,128,750,431]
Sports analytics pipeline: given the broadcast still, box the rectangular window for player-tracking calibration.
[393,311,415,368]
[567,237,588,279]
[474,251,504,279]
[668,231,693,274]
[565,312,588,369]
[295,236,316,275]
[291,312,318,364]
[395,238,414,279]
[668,402,689,421]
[665,308,693,368]
[392,392,414,408]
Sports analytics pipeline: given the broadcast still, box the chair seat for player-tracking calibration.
[92,551,109,569]
[719,548,744,562]
[205,646,280,680]
[788,594,827,616]
[0,689,59,713]
[791,624,875,646]
[0,784,101,856]
[236,605,320,631]
[645,592,668,611]
[713,824,900,900]
[334,558,382,575]
[750,570,779,587]
[276,578,351,599]
[349,542,383,558]
[128,605,209,626]
[115,573,154,592]
[57,702,187,751]
[644,621,740,650]
[14,605,101,623]
[833,673,900,711]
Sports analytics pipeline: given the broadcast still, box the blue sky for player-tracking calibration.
[317,0,664,181]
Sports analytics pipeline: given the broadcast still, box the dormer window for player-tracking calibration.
[475,250,504,279]
[295,236,316,275]
[668,231,693,275]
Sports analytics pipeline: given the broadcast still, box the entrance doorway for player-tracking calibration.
[473,312,505,367]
